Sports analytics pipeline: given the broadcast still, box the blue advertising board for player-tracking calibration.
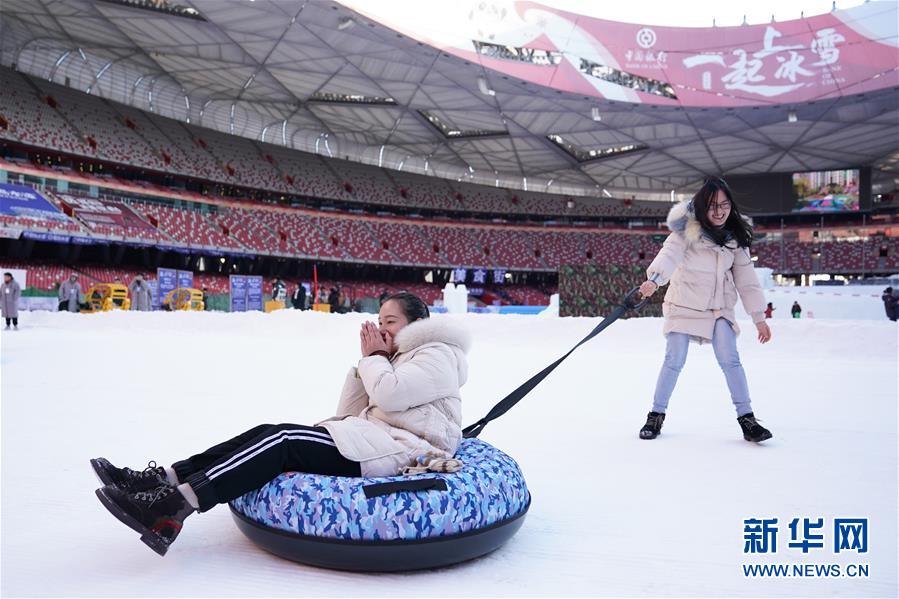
[148,280,160,310]
[157,268,177,308]
[0,184,68,222]
[230,275,248,312]
[246,276,263,311]
[177,270,193,290]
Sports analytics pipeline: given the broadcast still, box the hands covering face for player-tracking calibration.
[360,321,391,357]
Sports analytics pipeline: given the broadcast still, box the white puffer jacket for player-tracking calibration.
[317,317,471,477]
[646,200,766,343]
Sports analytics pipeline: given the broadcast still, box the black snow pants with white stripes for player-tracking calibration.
[172,423,361,512]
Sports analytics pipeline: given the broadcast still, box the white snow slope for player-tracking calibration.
[1,310,896,598]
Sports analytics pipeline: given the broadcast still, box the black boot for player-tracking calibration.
[737,413,773,443]
[95,483,195,556]
[639,411,666,440]
[91,458,169,492]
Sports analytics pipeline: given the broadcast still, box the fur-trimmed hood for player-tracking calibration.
[666,200,703,243]
[394,316,472,354]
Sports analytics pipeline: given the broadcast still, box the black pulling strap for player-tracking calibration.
[462,287,648,439]
[362,478,448,498]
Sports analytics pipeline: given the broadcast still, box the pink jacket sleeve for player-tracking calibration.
[732,247,767,324]
[334,367,370,417]
[646,232,687,287]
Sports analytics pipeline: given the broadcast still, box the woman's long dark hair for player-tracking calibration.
[382,291,430,321]
[692,177,753,249]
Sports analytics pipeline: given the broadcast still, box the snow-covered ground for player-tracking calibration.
[1,309,896,598]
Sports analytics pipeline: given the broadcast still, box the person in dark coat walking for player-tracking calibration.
[291,283,307,310]
[202,287,209,311]
[272,278,287,303]
[791,301,802,319]
[764,302,775,319]
[882,287,897,321]
[328,286,340,314]
[1,272,21,329]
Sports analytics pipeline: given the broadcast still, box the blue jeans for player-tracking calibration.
[651,318,753,416]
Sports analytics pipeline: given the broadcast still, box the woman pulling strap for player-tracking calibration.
[637,177,773,443]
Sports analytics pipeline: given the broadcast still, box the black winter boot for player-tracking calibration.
[639,411,666,440]
[91,458,169,492]
[737,413,773,443]
[95,483,194,556]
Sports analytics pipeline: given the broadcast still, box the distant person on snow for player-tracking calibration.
[764,302,775,319]
[791,301,802,319]
[272,278,287,303]
[291,283,306,310]
[90,292,470,557]
[1,272,21,330]
[59,274,82,313]
[637,177,773,443]
[882,287,897,322]
[328,286,341,313]
[129,275,152,312]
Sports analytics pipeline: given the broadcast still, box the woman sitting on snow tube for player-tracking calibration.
[91,291,470,557]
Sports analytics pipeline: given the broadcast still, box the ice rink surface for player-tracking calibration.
[1,309,896,597]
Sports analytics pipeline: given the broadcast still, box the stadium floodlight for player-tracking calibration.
[787,110,798,123]
[602,188,612,197]
[477,77,496,97]
[591,107,602,122]
[338,17,355,30]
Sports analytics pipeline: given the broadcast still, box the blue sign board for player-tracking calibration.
[148,280,160,310]
[177,270,193,290]
[230,275,248,312]
[0,183,68,222]
[157,268,177,308]
[246,276,263,311]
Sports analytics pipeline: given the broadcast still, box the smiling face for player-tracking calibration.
[378,299,411,353]
[706,189,732,227]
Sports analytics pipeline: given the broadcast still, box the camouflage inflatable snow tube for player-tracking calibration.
[229,437,530,571]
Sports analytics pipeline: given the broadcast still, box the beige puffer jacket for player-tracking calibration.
[646,200,766,343]
[317,317,470,477]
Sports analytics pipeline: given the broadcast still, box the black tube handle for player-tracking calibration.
[362,478,448,499]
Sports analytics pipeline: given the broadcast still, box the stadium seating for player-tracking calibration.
[1,70,895,283]
[128,200,245,250]
[0,69,670,220]
[0,73,91,156]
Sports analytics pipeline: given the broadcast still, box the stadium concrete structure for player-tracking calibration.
[1,0,896,194]
[0,0,896,306]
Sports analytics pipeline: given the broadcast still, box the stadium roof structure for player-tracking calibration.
[0,0,896,198]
